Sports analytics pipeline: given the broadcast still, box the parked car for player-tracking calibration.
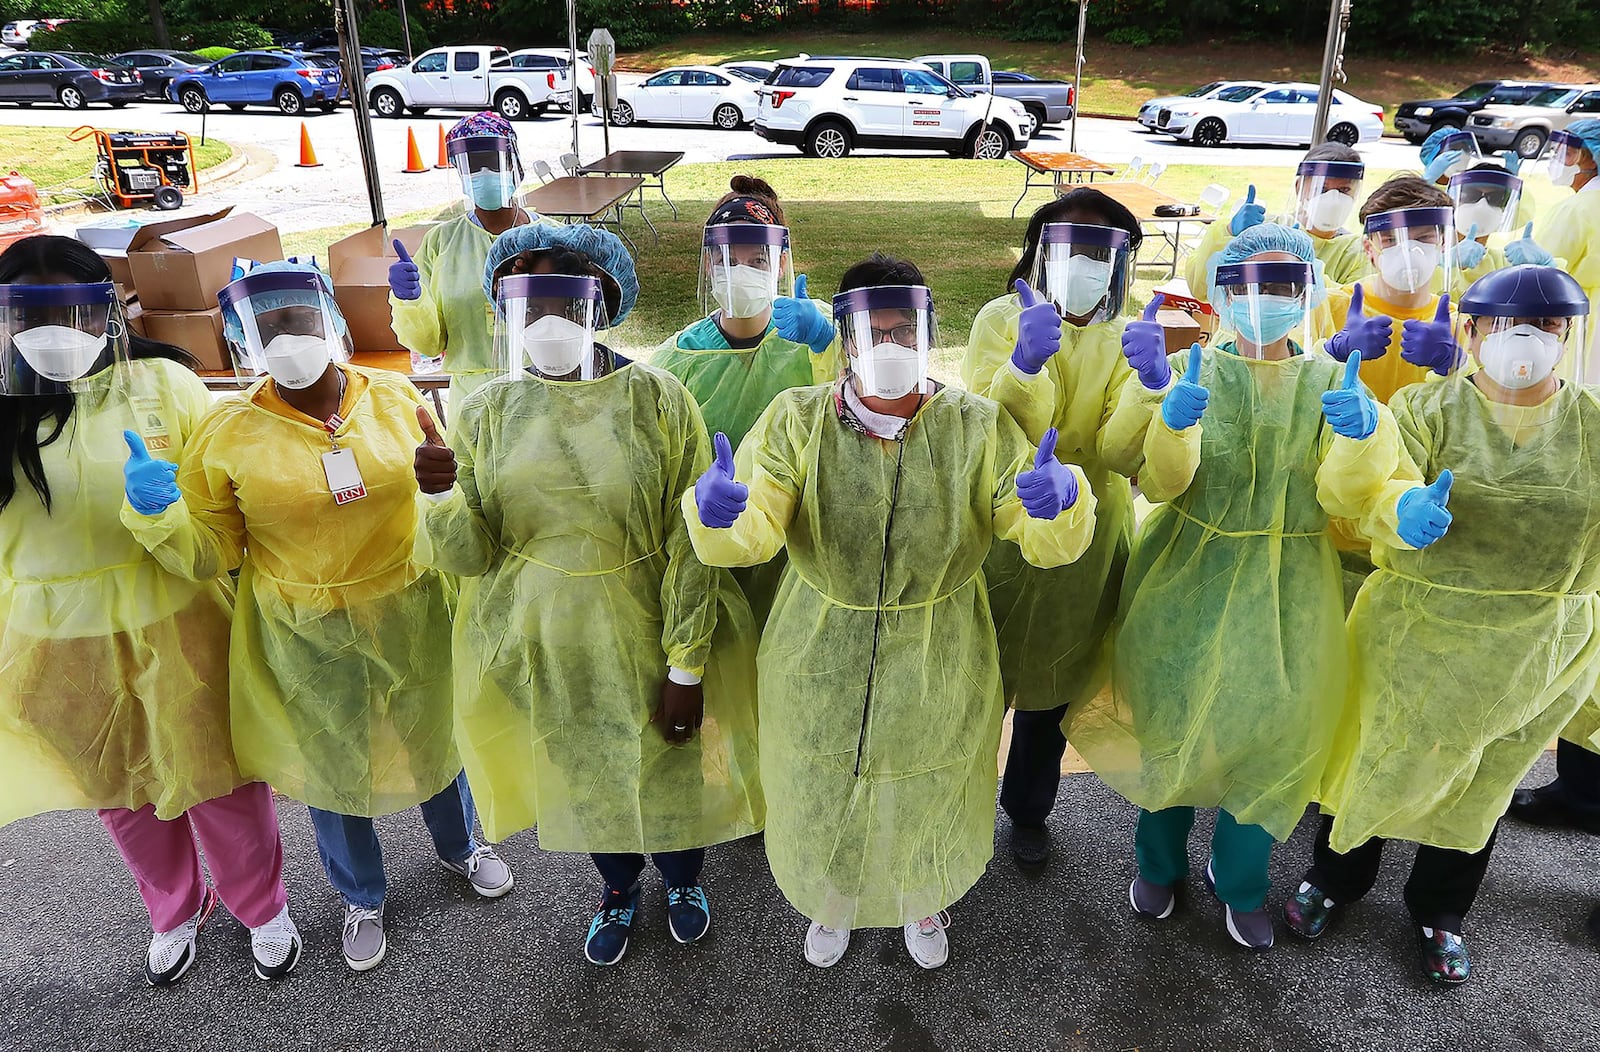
[366,45,569,121]
[722,61,777,83]
[755,57,1035,159]
[612,65,759,129]
[289,28,341,51]
[310,45,405,93]
[1393,80,1557,144]
[168,49,343,115]
[1469,83,1600,158]
[915,54,1074,127]
[0,51,142,109]
[1158,82,1383,147]
[110,49,208,100]
[1138,81,1267,130]
[1,20,40,48]
[503,48,596,111]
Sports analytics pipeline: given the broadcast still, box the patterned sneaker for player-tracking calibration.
[440,846,514,898]
[249,905,302,981]
[665,885,711,944]
[903,912,951,970]
[804,923,850,968]
[1284,880,1339,939]
[144,886,217,987]
[584,883,640,966]
[1417,926,1471,985]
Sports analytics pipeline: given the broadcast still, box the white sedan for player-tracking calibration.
[1137,80,1268,129]
[612,65,759,130]
[1156,83,1385,147]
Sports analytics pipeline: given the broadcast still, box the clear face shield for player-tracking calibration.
[833,285,936,400]
[1431,130,1482,181]
[0,281,128,396]
[448,135,523,212]
[1294,160,1364,235]
[495,273,609,381]
[218,271,349,390]
[1365,206,1454,297]
[1211,260,1322,359]
[1546,130,1589,189]
[1462,312,1589,388]
[1448,169,1523,238]
[1031,222,1132,325]
[698,223,793,320]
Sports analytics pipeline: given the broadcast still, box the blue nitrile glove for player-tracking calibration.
[1504,222,1554,266]
[1453,225,1486,270]
[694,432,748,529]
[1229,184,1265,236]
[1320,354,1378,440]
[1401,294,1460,376]
[1009,278,1063,375]
[1423,150,1464,184]
[388,239,422,301]
[1015,427,1079,520]
[772,273,835,355]
[1160,342,1209,431]
[1325,283,1393,363]
[1121,294,1171,390]
[123,431,180,516]
[1396,471,1453,548]
[1499,150,1522,176]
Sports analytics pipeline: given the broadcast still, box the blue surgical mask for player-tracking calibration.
[1226,294,1305,346]
[469,170,515,210]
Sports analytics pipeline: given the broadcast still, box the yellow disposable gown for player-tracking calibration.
[683,384,1097,928]
[962,292,1135,711]
[1320,377,1600,853]
[419,360,763,850]
[124,365,459,817]
[1536,185,1600,359]
[0,358,238,824]
[1070,343,1405,841]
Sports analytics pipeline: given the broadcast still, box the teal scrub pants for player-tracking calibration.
[1135,806,1274,911]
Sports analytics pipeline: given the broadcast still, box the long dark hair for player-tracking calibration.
[0,235,194,512]
[1008,188,1144,290]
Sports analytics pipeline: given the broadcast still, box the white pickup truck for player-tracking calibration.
[916,54,1075,128]
[366,45,570,121]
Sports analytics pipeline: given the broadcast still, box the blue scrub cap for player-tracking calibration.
[483,223,638,327]
[219,259,346,349]
[1219,222,1317,267]
[1563,119,1600,163]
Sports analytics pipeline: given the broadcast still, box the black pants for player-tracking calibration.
[592,848,705,892]
[1548,738,1600,813]
[999,703,1070,829]
[1306,812,1498,933]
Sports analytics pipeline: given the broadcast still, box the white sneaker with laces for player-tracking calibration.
[249,905,302,980]
[903,912,950,970]
[145,887,217,986]
[441,845,514,898]
[804,922,850,968]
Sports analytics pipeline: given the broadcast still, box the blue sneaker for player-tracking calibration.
[666,885,711,944]
[584,883,640,966]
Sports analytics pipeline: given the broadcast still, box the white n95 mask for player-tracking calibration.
[1480,324,1561,389]
[11,325,107,382]
[711,265,778,319]
[1302,189,1355,233]
[857,342,924,399]
[262,332,334,390]
[1454,199,1507,237]
[1377,241,1440,293]
[1045,256,1113,317]
[1551,161,1581,189]
[521,315,594,376]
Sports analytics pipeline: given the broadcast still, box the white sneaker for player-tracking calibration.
[441,845,515,898]
[804,922,850,968]
[903,912,950,970]
[144,886,217,986]
[249,905,302,980]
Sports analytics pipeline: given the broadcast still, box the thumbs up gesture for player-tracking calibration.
[1121,293,1171,391]
[1325,283,1393,363]
[1009,278,1063,376]
[1016,427,1079,520]
[694,431,748,529]
[1320,354,1379,440]
[1229,184,1265,236]
[1453,224,1486,270]
[1160,343,1209,431]
[1504,222,1555,267]
[123,430,180,516]
[389,239,422,301]
[413,405,456,494]
[772,273,836,355]
[1400,293,1461,376]
[1396,470,1454,548]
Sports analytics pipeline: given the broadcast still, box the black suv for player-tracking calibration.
[1394,80,1555,143]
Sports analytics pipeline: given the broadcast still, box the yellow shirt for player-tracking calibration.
[1322,286,1450,405]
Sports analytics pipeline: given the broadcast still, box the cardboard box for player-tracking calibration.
[142,306,229,371]
[1157,308,1203,355]
[123,298,145,338]
[127,208,283,313]
[1151,283,1220,354]
[76,223,140,293]
[327,224,432,353]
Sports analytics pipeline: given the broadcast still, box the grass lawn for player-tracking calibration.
[619,29,1600,135]
[0,126,233,206]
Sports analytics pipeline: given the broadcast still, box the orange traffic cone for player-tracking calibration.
[402,128,427,174]
[434,125,450,170]
[295,122,321,168]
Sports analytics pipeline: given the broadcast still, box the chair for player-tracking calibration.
[1196,183,1230,217]
[1141,160,1168,186]
[558,152,581,176]
[531,159,555,184]
[1119,155,1144,182]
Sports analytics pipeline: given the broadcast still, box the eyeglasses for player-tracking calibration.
[869,323,922,347]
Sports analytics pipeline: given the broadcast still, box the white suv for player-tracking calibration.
[754,57,1035,159]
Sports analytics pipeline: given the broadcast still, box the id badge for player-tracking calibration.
[322,448,367,505]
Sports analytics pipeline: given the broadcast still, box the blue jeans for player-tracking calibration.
[308,771,478,909]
